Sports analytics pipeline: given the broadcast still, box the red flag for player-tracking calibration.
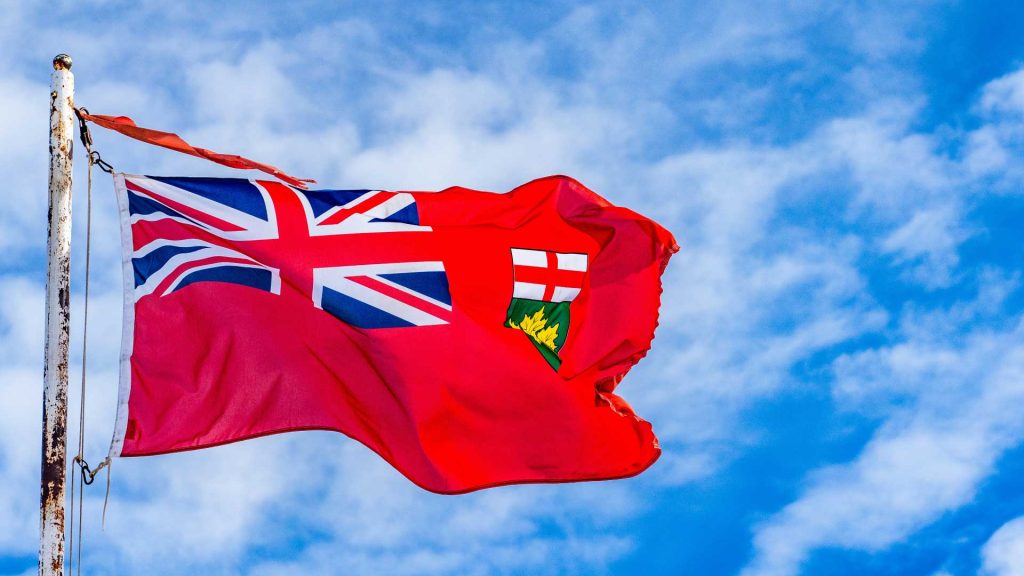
[77,111,315,188]
[111,173,677,493]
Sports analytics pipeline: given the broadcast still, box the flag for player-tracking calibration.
[110,173,677,494]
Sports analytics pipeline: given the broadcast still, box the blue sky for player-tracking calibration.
[1,1,1023,574]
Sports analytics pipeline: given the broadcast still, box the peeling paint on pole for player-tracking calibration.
[41,53,73,576]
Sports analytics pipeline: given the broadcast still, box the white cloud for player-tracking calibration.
[744,306,1024,575]
[982,516,1024,576]
[739,60,1024,574]
[965,125,1012,176]
[962,65,1024,187]
[880,204,970,288]
[980,68,1024,117]
[819,107,956,217]
[0,277,48,550]
[0,75,50,258]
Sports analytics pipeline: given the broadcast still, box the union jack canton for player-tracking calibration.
[123,175,452,328]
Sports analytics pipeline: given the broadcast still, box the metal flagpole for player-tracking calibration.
[41,53,74,576]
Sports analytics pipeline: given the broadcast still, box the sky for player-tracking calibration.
[1,1,1023,574]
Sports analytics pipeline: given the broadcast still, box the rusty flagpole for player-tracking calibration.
[41,53,74,576]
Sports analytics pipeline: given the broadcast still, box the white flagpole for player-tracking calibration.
[41,53,74,576]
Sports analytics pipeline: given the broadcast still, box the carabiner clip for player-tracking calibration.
[74,107,93,148]
[89,150,114,174]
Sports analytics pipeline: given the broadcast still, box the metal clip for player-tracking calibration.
[89,150,114,174]
[73,455,109,486]
[74,107,93,148]
[75,107,115,173]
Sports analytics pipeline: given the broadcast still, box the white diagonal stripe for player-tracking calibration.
[313,267,448,326]
[135,245,259,298]
[371,274,452,311]
[162,261,281,296]
[126,176,277,240]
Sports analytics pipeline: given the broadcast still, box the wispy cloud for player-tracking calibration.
[745,317,1024,575]
[741,63,1024,570]
[982,516,1024,576]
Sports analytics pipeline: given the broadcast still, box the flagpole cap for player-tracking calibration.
[53,54,72,71]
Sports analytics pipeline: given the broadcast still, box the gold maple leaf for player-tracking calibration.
[510,308,560,351]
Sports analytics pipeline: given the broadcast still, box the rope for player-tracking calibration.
[72,106,93,576]
[68,108,115,575]
[103,458,112,528]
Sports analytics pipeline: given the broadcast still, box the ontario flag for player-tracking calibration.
[110,172,677,493]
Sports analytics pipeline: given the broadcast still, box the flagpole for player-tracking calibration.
[41,53,74,576]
